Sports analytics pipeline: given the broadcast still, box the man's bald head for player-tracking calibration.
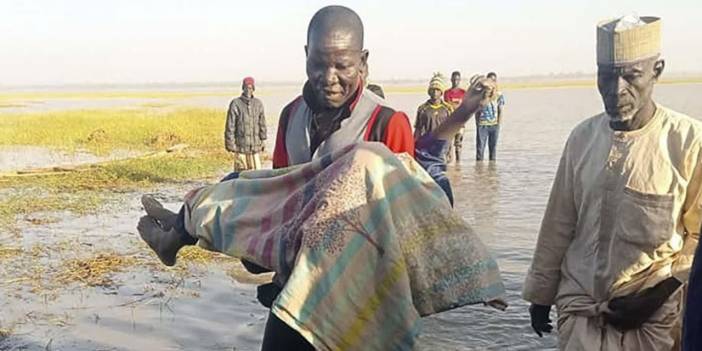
[304,6,369,109]
[307,5,364,51]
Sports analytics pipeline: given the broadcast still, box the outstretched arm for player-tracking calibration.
[430,76,495,141]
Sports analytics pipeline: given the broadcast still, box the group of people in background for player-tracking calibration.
[224,70,506,172]
[413,70,505,163]
[138,6,702,351]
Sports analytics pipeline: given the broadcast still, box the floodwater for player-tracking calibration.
[1,83,701,350]
[418,83,702,350]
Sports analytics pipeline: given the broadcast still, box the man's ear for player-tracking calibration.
[653,59,665,80]
[360,49,369,79]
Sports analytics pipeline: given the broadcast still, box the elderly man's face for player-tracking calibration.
[306,30,368,109]
[597,58,663,123]
[242,84,254,98]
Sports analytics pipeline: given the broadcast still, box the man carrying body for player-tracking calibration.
[444,70,466,162]
[475,72,505,161]
[260,6,422,349]
[414,73,454,161]
[138,6,496,348]
[225,77,267,171]
[523,16,702,350]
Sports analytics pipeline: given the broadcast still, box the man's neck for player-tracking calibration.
[610,100,657,131]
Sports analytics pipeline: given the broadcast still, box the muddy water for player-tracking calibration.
[2,84,701,350]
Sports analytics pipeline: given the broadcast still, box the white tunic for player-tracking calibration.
[523,105,702,350]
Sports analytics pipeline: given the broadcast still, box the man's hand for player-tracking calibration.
[604,277,681,331]
[431,75,496,141]
[460,75,496,112]
[529,304,553,337]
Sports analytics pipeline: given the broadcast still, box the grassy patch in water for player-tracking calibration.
[0,107,239,155]
[0,106,241,230]
[0,151,230,231]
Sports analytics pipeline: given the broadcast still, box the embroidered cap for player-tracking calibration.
[597,15,661,66]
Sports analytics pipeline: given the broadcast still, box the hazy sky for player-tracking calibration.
[1,0,700,85]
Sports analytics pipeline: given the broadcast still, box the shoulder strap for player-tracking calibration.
[365,105,397,142]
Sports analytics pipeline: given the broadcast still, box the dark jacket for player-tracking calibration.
[225,95,267,153]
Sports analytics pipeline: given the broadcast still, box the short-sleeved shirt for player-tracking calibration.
[476,93,505,126]
[444,88,465,109]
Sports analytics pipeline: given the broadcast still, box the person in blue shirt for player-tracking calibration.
[475,72,505,161]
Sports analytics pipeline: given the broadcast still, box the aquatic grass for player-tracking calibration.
[55,252,138,287]
[0,190,103,231]
[0,107,235,154]
[0,106,236,226]
[0,151,231,231]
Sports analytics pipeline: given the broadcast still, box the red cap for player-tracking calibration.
[242,77,255,86]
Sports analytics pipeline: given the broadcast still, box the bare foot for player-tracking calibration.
[141,195,178,230]
[137,215,185,266]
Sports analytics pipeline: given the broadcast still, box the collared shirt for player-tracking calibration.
[523,105,702,307]
[476,93,505,126]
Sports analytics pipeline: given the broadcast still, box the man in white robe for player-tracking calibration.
[523,15,702,351]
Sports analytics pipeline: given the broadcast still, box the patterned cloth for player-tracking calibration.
[476,93,505,126]
[183,142,505,351]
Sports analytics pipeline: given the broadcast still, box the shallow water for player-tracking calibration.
[416,84,702,350]
[0,146,141,172]
[2,84,701,350]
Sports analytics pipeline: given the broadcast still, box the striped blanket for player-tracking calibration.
[183,142,504,350]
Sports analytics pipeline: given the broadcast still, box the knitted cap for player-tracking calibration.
[428,73,447,92]
[242,76,255,86]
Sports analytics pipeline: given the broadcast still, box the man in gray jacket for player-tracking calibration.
[225,76,267,171]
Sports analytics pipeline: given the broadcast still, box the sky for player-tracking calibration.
[1,0,700,86]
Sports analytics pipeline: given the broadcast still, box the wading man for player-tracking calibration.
[523,16,702,350]
[225,77,267,171]
[138,6,504,350]
[414,73,454,162]
[444,71,466,162]
[474,72,504,161]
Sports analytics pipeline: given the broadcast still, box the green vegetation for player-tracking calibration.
[0,107,243,231]
[0,107,238,154]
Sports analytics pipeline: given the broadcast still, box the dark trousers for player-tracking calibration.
[261,311,315,351]
[454,131,464,162]
[476,125,499,161]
